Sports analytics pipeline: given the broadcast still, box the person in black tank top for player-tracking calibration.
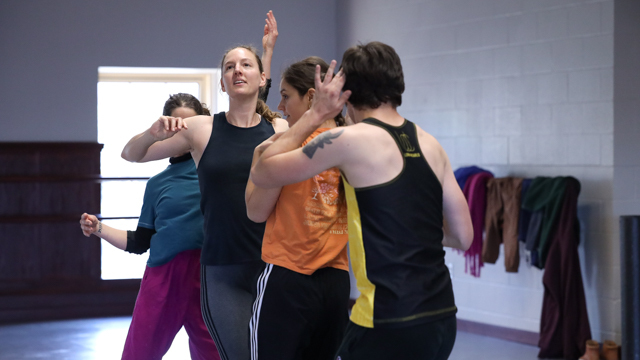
[121,12,290,360]
[249,42,473,359]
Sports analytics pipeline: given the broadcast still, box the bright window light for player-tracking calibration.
[97,67,223,280]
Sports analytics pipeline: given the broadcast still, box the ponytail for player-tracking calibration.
[256,99,281,123]
[334,113,346,127]
[201,102,211,116]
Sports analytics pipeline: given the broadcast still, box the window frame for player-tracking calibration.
[98,66,226,113]
[96,66,226,280]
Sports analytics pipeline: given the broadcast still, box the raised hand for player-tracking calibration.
[148,116,188,141]
[262,10,278,54]
[309,60,351,124]
[80,213,99,237]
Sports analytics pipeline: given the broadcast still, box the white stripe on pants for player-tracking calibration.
[250,263,273,360]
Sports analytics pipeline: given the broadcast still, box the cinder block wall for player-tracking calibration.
[338,0,618,341]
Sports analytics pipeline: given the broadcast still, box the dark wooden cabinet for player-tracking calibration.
[0,143,140,324]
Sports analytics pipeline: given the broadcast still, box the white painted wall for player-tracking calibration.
[338,0,619,342]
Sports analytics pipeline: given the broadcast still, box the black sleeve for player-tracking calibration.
[258,78,272,103]
[125,227,155,255]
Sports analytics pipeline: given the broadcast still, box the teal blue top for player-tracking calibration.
[138,155,203,267]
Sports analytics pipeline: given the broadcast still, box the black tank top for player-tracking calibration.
[346,118,456,328]
[198,111,274,265]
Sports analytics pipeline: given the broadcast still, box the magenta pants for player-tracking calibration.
[122,249,220,360]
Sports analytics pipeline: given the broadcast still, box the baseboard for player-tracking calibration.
[456,319,539,346]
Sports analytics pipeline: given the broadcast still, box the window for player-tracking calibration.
[97,67,227,279]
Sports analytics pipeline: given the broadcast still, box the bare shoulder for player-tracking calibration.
[183,115,214,157]
[183,115,213,140]
[182,115,213,134]
[184,115,213,127]
[415,124,449,181]
[327,123,374,146]
[300,125,360,162]
[415,125,445,156]
[273,117,289,132]
[351,121,387,138]
[305,126,350,149]
[334,123,386,160]
[333,122,391,152]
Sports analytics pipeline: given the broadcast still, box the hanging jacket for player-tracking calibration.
[538,177,591,359]
[483,177,523,272]
[521,177,567,269]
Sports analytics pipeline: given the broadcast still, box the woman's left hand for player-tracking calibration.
[262,10,278,53]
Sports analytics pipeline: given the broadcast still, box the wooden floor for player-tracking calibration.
[0,316,546,359]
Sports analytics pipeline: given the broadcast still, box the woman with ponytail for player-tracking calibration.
[245,57,350,360]
[121,11,287,360]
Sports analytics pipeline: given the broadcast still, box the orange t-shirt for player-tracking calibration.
[261,128,349,275]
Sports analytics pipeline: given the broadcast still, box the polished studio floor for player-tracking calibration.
[0,316,543,359]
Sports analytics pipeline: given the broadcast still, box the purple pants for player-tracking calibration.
[122,249,220,360]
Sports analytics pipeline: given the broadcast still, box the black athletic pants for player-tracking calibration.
[201,261,264,360]
[335,315,457,360]
[250,264,350,360]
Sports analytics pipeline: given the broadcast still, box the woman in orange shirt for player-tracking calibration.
[245,57,350,360]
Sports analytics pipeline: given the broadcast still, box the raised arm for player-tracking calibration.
[261,10,277,80]
[259,10,278,103]
[441,158,473,251]
[251,61,351,188]
[80,213,127,250]
[121,116,192,163]
[245,133,284,222]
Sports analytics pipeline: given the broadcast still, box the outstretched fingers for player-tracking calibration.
[339,88,352,107]
[266,10,277,33]
[315,60,338,89]
[312,60,351,120]
[263,10,278,51]
[334,69,351,103]
[325,60,337,85]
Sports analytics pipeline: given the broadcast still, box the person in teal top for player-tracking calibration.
[79,93,221,360]
[136,153,203,267]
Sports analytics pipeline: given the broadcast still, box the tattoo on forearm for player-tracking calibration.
[98,222,102,234]
[302,130,344,159]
